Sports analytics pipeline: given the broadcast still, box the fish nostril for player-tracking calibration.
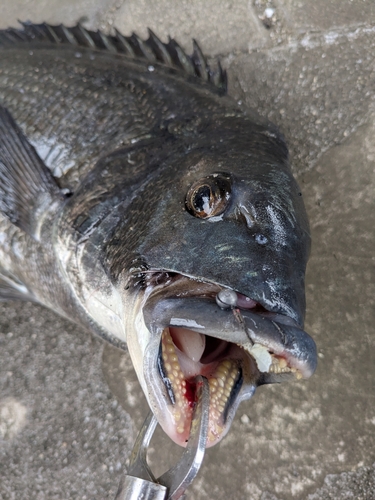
[237,205,256,229]
[255,234,268,245]
[237,207,268,245]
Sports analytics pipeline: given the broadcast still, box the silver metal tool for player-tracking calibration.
[115,375,209,500]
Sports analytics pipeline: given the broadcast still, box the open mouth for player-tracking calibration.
[139,272,317,447]
[159,327,245,444]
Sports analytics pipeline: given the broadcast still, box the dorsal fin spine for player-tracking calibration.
[61,24,78,45]
[99,31,117,53]
[114,28,135,57]
[2,30,21,43]
[167,38,195,76]
[130,33,156,62]
[44,22,61,43]
[192,39,209,82]
[147,29,173,66]
[71,24,95,48]
[0,23,227,94]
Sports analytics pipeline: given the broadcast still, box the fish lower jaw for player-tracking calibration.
[157,325,305,447]
[159,328,244,447]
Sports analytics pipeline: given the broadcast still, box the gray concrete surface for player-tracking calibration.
[1,1,375,499]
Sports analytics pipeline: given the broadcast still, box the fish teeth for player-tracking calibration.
[238,341,304,380]
[160,329,241,444]
[268,355,303,379]
[268,356,291,373]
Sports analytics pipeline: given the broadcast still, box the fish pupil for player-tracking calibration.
[193,185,212,214]
[185,172,232,218]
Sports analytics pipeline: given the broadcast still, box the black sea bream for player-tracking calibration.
[0,23,316,447]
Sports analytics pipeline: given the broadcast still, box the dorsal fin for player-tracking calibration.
[0,22,227,94]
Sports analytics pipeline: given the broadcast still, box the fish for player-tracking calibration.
[0,22,317,448]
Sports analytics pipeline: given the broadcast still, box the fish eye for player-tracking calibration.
[185,173,232,219]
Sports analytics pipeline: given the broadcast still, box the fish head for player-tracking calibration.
[122,118,316,447]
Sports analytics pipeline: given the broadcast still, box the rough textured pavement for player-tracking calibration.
[1,1,375,499]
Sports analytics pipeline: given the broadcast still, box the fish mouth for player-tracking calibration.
[158,328,248,446]
[139,273,317,448]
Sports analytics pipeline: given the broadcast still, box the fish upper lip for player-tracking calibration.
[142,277,317,380]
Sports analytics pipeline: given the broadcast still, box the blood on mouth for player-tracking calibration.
[159,326,244,445]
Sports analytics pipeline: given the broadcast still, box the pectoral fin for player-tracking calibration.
[0,105,65,240]
[0,273,35,302]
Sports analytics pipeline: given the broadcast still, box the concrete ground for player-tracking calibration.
[1,1,375,499]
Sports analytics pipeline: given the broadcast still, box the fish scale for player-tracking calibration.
[0,23,316,452]
[0,53,161,189]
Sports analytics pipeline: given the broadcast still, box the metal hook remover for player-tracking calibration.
[115,375,210,500]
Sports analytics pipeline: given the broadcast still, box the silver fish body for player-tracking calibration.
[0,23,316,446]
